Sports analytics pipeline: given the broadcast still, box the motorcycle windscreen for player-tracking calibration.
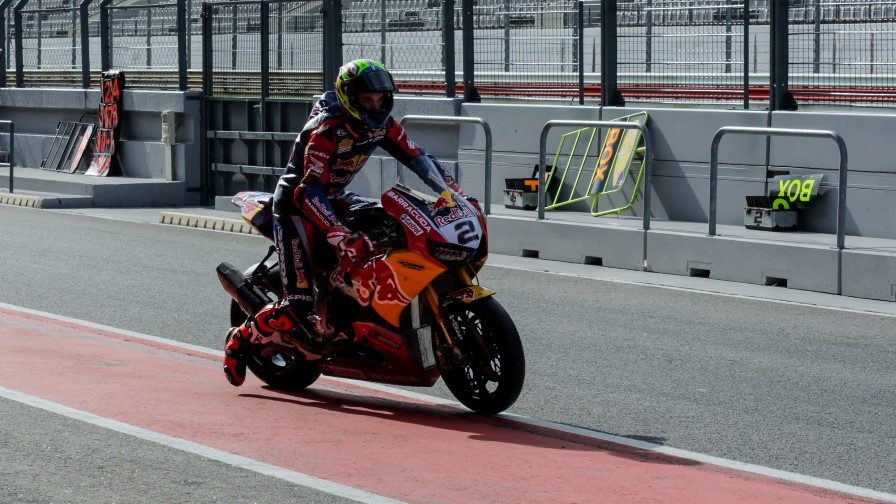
[370,250,446,327]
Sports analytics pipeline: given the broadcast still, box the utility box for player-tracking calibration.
[161,110,177,146]
[161,111,177,181]
[503,178,539,210]
[744,174,824,232]
[744,196,798,231]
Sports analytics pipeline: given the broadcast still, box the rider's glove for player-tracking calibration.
[326,225,374,263]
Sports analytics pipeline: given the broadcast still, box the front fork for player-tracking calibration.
[425,265,493,367]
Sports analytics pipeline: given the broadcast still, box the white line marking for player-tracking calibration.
[496,413,896,503]
[0,386,405,504]
[4,301,895,503]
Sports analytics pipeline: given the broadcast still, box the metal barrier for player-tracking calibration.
[709,126,848,293]
[538,119,654,270]
[538,120,655,228]
[0,120,14,193]
[399,115,493,215]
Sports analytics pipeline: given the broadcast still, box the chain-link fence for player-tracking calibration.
[789,0,896,105]
[472,0,581,99]
[106,1,182,81]
[12,0,97,87]
[6,0,896,108]
[342,0,453,95]
[202,0,323,98]
[616,0,763,108]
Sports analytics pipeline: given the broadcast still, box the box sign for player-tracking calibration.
[768,173,824,210]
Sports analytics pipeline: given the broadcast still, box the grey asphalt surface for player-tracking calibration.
[0,398,354,504]
[1,204,894,501]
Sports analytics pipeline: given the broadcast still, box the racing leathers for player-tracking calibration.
[223,91,463,386]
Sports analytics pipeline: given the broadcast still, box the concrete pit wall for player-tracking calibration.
[0,88,203,205]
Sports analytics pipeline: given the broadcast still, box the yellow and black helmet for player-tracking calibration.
[335,59,396,130]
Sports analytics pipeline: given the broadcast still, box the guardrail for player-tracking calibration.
[399,115,493,215]
[0,120,15,193]
[709,126,848,293]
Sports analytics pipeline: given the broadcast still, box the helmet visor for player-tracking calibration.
[357,71,395,93]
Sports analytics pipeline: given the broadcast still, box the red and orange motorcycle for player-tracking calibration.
[216,183,525,414]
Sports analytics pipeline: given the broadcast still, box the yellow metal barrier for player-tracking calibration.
[545,112,649,217]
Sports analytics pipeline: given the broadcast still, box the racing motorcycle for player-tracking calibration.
[215,182,525,415]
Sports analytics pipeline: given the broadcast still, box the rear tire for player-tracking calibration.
[437,297,525,415]
[229,300,321,391]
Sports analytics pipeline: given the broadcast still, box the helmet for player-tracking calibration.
[335,59,396,130]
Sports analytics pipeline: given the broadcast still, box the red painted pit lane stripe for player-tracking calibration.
[0,386,405,504]
[0,304,891,504]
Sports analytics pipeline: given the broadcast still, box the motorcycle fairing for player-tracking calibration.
[372,250,446,326]
[232,191,275,239]
[381,184,483,257]
[332,249,446,327]
[317,321,441,386]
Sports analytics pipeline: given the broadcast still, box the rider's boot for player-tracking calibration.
[223,323,251,386]
[223,302,306,386]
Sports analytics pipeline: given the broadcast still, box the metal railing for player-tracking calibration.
[399,115,493,214]
[709,126,848,293]
[538,119,655,269]
[0,120,15,193]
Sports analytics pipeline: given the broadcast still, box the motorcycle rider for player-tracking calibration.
[223,59,468,386]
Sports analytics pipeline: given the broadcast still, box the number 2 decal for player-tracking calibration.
[454,220,479,245]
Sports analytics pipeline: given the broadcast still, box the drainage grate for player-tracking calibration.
[41,122,96,174]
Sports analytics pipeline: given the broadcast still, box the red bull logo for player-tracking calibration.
[433,206,474,227]
[455,287,476,302]
[374,270,411,306]
[330,259,376,306]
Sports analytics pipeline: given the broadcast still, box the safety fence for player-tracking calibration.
[201,0,323,98]
[4,0,896,108]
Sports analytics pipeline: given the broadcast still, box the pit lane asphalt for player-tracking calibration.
[1,204,894,498]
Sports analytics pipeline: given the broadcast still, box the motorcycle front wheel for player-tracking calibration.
[230,300,321,391]
[437,297,525,415]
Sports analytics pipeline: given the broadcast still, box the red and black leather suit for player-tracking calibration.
[270,91,461,322]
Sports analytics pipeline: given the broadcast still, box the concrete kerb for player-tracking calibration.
[159,211,257,235]
[0,193,41,208]
[0,191,93,209]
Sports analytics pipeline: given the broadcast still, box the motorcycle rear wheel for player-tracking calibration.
[437,297,525,415]
[230,300,321,391]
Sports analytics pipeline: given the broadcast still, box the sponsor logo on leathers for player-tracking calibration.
[290,239,309,289]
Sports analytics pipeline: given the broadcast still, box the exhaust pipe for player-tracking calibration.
[216,262,269,316]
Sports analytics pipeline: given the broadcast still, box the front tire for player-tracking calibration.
[229,300,321,391]
[437,297,525,415]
